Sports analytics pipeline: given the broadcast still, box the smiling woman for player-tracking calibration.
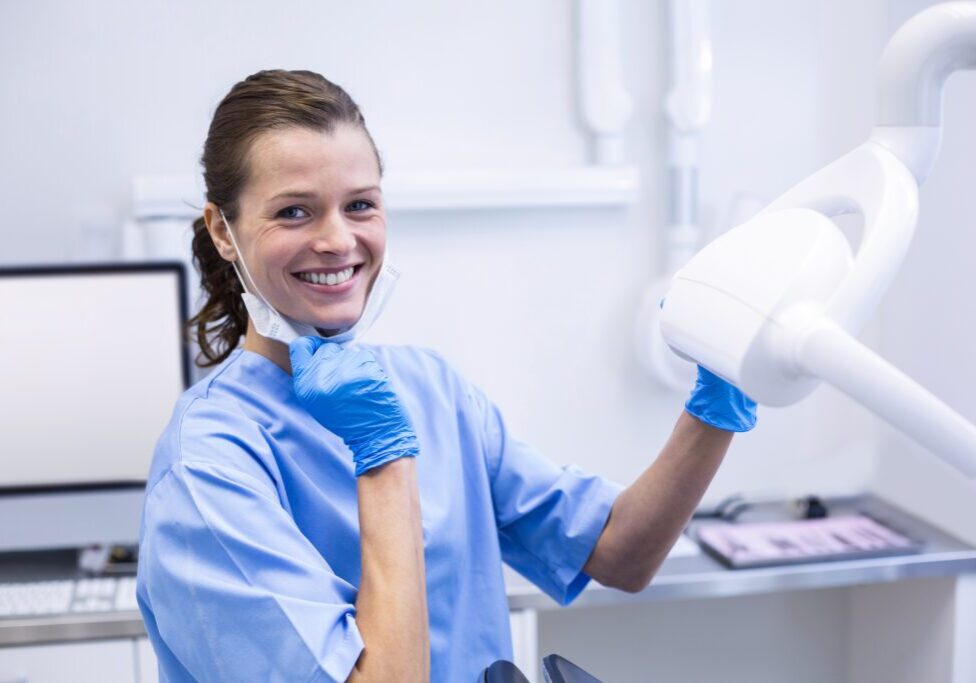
[186,70,385,367]
[137,68,756,683]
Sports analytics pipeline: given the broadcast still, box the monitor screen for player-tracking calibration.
[0,264,188,491]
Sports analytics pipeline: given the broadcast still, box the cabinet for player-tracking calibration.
[0,640,135,683]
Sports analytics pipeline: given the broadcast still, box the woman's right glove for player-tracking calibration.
[289,337,420,476]
[684,365,758,433]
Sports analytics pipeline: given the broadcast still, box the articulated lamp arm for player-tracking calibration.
[660,2,976,477]
[873,1,976,182]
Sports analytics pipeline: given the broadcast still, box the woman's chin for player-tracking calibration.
[289,309,361,337]
[315,325,352,337]
[305,316,358,337]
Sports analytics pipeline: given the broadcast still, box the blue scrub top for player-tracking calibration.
[137,346,621,682]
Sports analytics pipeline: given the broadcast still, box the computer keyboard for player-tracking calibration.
[0,576,138,618]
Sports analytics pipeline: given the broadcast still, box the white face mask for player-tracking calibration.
[219,209,399,346]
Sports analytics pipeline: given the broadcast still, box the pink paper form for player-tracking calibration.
[696,514,920,568]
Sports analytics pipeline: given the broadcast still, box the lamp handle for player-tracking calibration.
[795,318,976,477]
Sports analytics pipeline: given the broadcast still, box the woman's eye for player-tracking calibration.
[347,200,375,212]
[277,206,309,220]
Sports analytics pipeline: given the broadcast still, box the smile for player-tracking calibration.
[295,267,356,286]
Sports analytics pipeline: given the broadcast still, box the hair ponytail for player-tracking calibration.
[187,215,248,366]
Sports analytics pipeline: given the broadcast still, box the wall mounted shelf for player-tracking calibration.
[131,165,639,220]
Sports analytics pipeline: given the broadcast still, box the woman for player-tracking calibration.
[136,69,756,682]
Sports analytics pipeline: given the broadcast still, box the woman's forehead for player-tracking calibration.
[245,126,380,198]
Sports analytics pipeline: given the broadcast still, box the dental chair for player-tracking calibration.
[483,654,604,682]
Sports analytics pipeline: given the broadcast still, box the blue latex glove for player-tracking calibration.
[685,366,758,433]
[289,337,420,476]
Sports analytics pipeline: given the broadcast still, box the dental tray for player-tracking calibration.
[695,514,924,569]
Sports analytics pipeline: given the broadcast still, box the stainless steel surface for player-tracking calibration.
[2,495,974,646]
[0,611,144,647]
[505,547,976,610]
[506,495,976,610]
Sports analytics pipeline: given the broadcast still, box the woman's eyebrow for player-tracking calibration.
[267,190,317,203]
[266,186,380,203]
[348,185,381,195]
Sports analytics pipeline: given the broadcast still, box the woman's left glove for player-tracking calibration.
[684,366,758,433]
[289,337,420,476]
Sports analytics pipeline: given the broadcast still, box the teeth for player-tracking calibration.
[298,267,354,286]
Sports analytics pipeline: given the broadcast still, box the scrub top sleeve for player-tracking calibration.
[466,382,623,606]
[140,460,363,683]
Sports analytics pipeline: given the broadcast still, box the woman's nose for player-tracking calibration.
[309,212,356,254]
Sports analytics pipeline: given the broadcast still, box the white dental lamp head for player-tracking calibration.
[660,2,976,477]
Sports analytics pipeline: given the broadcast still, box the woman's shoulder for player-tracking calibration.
[146,350,285,491]
[170,350,285,428]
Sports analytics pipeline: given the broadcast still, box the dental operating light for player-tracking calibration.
[660,2,976,477]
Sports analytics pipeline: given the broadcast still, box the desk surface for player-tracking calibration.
[2,495,975,647]
[507,495,976,609]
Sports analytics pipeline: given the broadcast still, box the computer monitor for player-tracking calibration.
[0,263,189,492]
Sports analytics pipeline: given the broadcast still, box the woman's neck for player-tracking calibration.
[243,325,292,374]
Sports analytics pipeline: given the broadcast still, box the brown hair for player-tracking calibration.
[188,69,383,367]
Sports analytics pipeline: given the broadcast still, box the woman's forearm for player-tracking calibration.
[349,457,430,681]
[583,411,733,592]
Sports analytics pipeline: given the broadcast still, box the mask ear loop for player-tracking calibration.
[219,208,276,312]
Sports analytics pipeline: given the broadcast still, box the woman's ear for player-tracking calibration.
[203,203,238,262]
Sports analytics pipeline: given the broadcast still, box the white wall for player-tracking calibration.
[0,0,585,260]
[0,0,892,500]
